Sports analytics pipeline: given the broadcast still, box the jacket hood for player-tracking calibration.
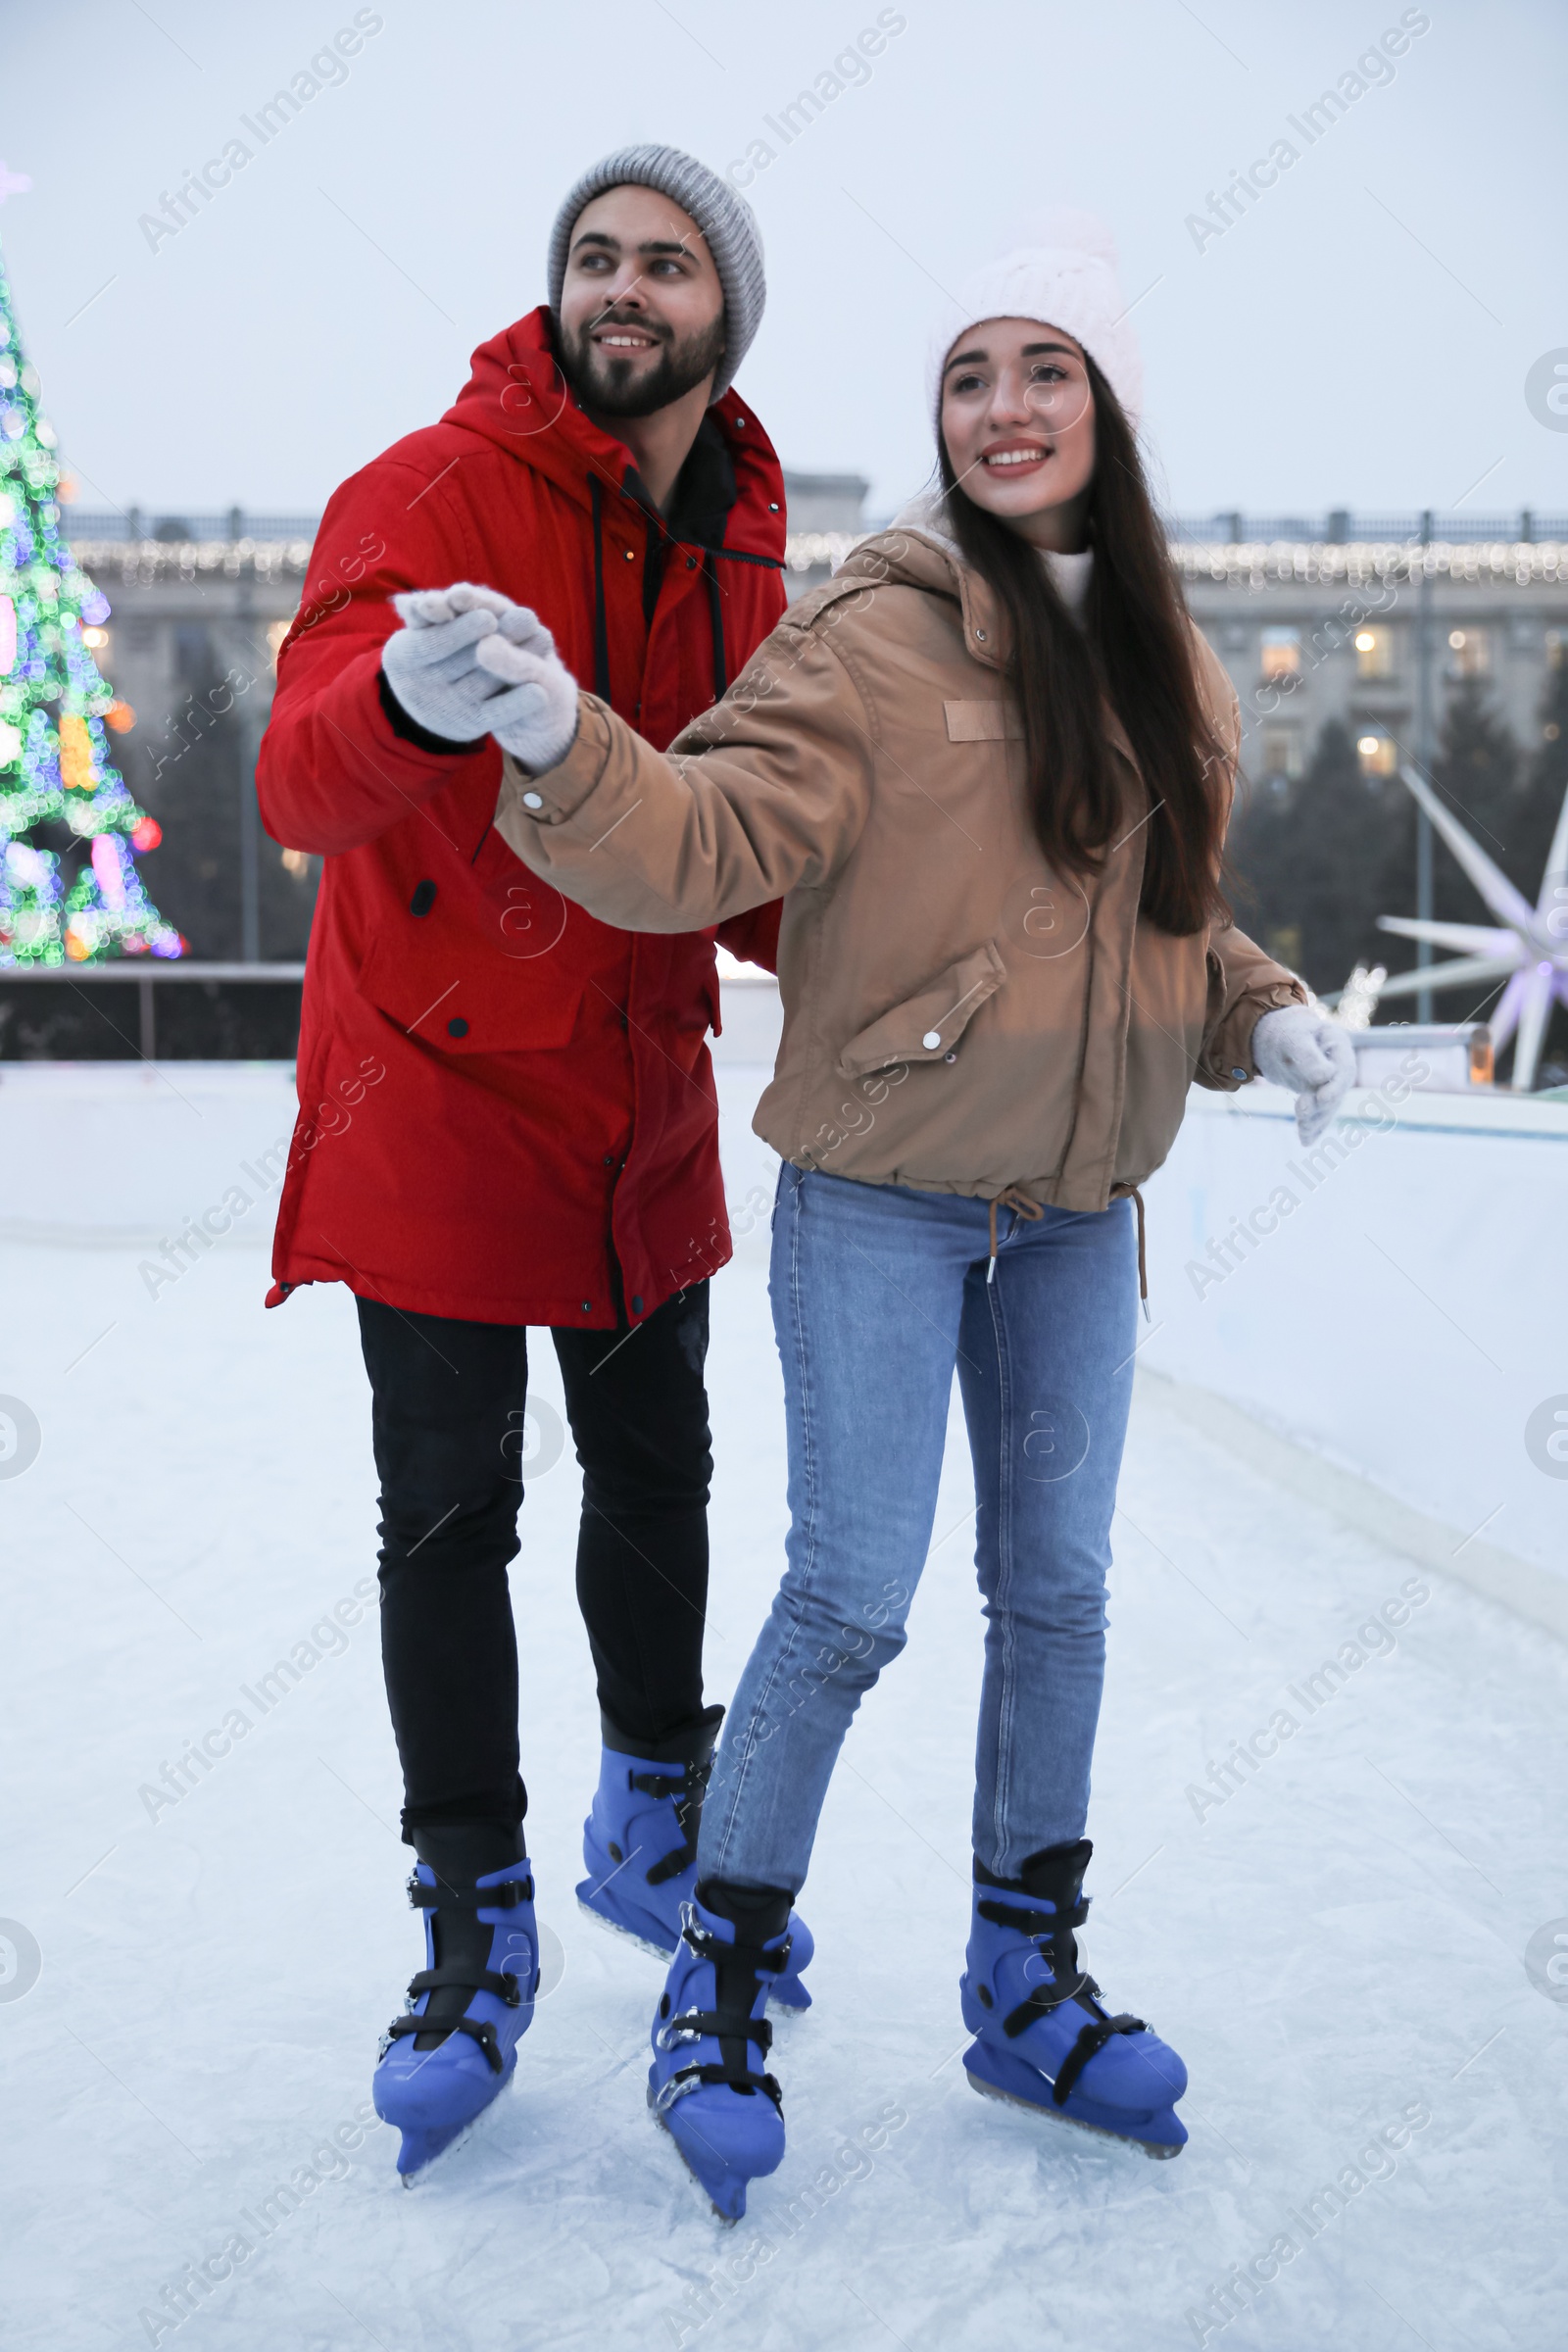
[881,487,1094,614]
[889,484,962,560]
[833,495,966,603]
[832,497,1002,663]
[441,305,785,560]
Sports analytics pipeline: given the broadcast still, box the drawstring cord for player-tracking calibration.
[1114,1183,1150,1318]
[703,552,727,701]
[987,1181,1151,1318]
[589,475,612,702]
[986,1186,1044,1283]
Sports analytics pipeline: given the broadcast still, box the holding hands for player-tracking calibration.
[381,583,580,769]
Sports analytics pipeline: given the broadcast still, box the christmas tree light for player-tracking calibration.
[0,210,182,966]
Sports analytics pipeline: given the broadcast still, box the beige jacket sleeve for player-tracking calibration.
[1187,639,1308,1089]
[493,621,875,934]
[1196,924,1308,1089]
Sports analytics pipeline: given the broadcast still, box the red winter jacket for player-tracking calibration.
[257,306,787,1328]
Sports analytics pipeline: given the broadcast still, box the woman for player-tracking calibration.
[391,219,1354,2215]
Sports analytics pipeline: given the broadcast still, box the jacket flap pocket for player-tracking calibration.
[357,932,583,1055]
[944,699,1021,743]
[836,941,1007,1077]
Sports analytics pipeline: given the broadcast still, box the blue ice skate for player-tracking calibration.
[647,1889,792,2221]
[960,1838,1188,2158]
[578,1719,813,2010]
[372,1825,540,2180]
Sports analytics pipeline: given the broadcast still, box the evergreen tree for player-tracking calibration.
[1517,656,1568,1081]
[1518,653,1568,904]
[1428,674,1523,918]
[1368,681,1521,996]
[0,233,181,965]
[1371,673,1567,1062]
[1227,718,1406,995]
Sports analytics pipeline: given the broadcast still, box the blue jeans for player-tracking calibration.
[699,1165,1140,1892]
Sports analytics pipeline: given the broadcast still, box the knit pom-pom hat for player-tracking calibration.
[927,208,1143,429]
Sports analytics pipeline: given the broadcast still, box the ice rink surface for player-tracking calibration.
[2,1065,1564,2351]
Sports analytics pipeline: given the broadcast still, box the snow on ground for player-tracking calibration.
[2,1065,1565,2352]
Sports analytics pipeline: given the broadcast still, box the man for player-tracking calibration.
[256,145,808,2180]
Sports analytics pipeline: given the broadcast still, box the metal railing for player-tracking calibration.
[64,510,322,544]
[63,508,1568,550]
[1168,511,1568,546]
[0,960,305,1059]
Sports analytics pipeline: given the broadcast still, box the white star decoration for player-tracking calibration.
[0,162,32,205]
[1372,763,1568,1092]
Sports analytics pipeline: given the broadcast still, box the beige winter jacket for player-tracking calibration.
[495,520,1304,1213]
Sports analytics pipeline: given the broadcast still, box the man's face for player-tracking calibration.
[557,183,726,419]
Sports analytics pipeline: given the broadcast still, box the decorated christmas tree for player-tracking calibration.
[0,216,181,965]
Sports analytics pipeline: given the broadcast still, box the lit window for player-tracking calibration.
[1357,731,1398,777]
[1354,626,1394,677]
[1260,725,1302,780]
[1446,626,1490,676]
[1260,625,1301,680]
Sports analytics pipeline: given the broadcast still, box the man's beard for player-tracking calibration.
[560,310,726,419]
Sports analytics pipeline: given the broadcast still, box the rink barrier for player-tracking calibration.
[0,960,305,1061]
[1138,1369,1568,1645]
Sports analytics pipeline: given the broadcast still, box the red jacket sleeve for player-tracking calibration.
[256,460,486,857]
[715,900,782,974]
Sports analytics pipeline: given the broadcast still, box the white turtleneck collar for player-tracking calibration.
[1037,543,1094,621]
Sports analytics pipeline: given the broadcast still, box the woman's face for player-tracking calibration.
[939,318,1096,546]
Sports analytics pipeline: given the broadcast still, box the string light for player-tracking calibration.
[0,232,183,966]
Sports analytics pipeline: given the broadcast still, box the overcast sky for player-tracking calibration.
[3,0,1564,524]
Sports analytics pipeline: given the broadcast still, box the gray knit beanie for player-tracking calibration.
[547,144,766,400]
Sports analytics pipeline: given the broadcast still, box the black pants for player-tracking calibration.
[356,1285,713,1837]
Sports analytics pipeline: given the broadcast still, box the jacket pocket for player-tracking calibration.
[944,699,1021,743]
[356,931,583,1054]
[835,941,1007,1077]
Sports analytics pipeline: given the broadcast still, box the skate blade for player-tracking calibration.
[395,2115,474,2182]
[963,2065,1184,2160]
[647,2087,745,2225]
[575,1893,676,1965]
[385,2068,515,2183]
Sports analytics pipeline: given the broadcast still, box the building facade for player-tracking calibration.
[1174,517,1568,792]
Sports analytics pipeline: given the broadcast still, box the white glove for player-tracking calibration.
[1250,1004,1358,1146]
[473,617,580,771]
[380,582,572,752]
[380,583,507,743]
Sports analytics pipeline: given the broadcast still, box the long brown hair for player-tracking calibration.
[937,347,1230,935]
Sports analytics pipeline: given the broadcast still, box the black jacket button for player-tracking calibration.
[631,1296,644,1315]
[447,1016,469,1038]
[410,880,436,916]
